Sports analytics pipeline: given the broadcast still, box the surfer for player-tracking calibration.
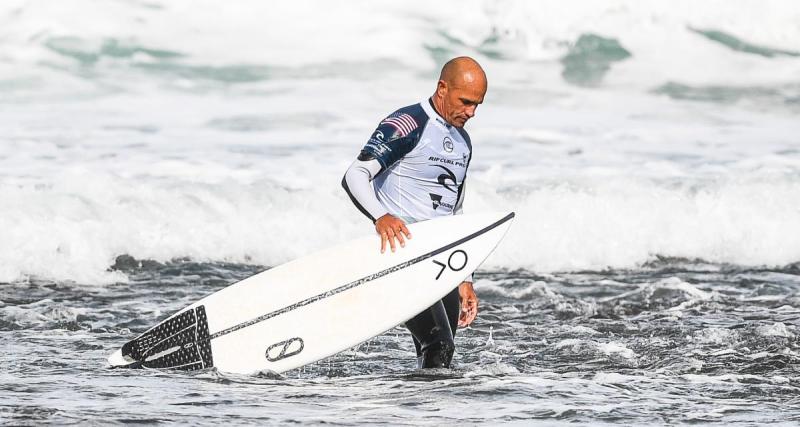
[342,56,487,368]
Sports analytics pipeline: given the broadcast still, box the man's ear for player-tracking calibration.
[436,80,448,97]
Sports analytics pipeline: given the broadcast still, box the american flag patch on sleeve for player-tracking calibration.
[380,113,418,138]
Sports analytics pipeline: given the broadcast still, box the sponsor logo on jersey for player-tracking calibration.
[429,193,454,210]
[428,156,466,168]
[365,140,391,158]
[443,136,454,153]
[433,165,457,193]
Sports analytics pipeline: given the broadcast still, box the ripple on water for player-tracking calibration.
[1,260,799,424]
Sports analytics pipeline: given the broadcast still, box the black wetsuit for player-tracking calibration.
[341,98,473,368]
[405,286,461,368]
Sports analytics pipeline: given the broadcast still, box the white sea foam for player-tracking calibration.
[566,326,601,336]
[2,1,799,84]
[592,372,643,384]
[465,361,521,377]
[756,322,796,338]
[596,342,636,359]
[0,299,88,328]
[693,328,737,345]
[555,339,637,360]
[1,1,799,283]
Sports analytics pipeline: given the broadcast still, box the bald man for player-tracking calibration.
[342,57,487,369]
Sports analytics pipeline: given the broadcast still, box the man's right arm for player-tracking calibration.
[342,107,425,252]
[341,158,412,253]
[341,158,387,223]
[341,107,424,223]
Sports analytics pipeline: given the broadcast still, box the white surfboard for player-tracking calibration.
[108,211,514,374]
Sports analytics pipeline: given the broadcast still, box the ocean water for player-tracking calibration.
[2,0,799,424]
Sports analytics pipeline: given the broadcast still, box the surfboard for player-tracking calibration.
[108,211,514,374]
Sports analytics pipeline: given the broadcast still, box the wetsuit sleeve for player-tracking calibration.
[341,158,387,223]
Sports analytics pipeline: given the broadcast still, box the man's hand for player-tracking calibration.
[375,214,412,253]
[458,281,478,327]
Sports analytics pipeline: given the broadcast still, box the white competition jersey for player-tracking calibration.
[353,99,472,222]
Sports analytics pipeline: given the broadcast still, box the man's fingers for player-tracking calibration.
[383,229,395,252]
[458,297,478,327]
[460,311,475,327]
[400,223,412,239]
[458,307,470,327]
[458,309,474,327]
[375,216,409,254]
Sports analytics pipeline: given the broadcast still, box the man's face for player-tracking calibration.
[438,79,486,128]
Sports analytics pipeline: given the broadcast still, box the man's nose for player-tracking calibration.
[465,106,476,118]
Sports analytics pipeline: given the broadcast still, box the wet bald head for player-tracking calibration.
[432,56,487,127]
[438,56,488,91]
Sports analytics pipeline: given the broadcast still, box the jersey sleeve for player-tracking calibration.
[341,158,387,223]
[359,108,425,172]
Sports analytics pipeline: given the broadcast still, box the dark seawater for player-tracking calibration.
[3,260,799,425]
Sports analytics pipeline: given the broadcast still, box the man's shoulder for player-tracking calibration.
[386,102,428,121]
[379,102,429,133]
[360,102,430,167]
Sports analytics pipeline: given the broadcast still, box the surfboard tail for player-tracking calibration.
[112,305,214,371]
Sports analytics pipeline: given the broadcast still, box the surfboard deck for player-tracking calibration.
[108,212,514,374]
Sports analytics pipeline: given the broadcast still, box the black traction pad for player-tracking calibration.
[121,305,213,370]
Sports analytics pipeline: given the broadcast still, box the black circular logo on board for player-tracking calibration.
[432,250,470,280]
[448,250,468,271]
[443,137,454,153]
